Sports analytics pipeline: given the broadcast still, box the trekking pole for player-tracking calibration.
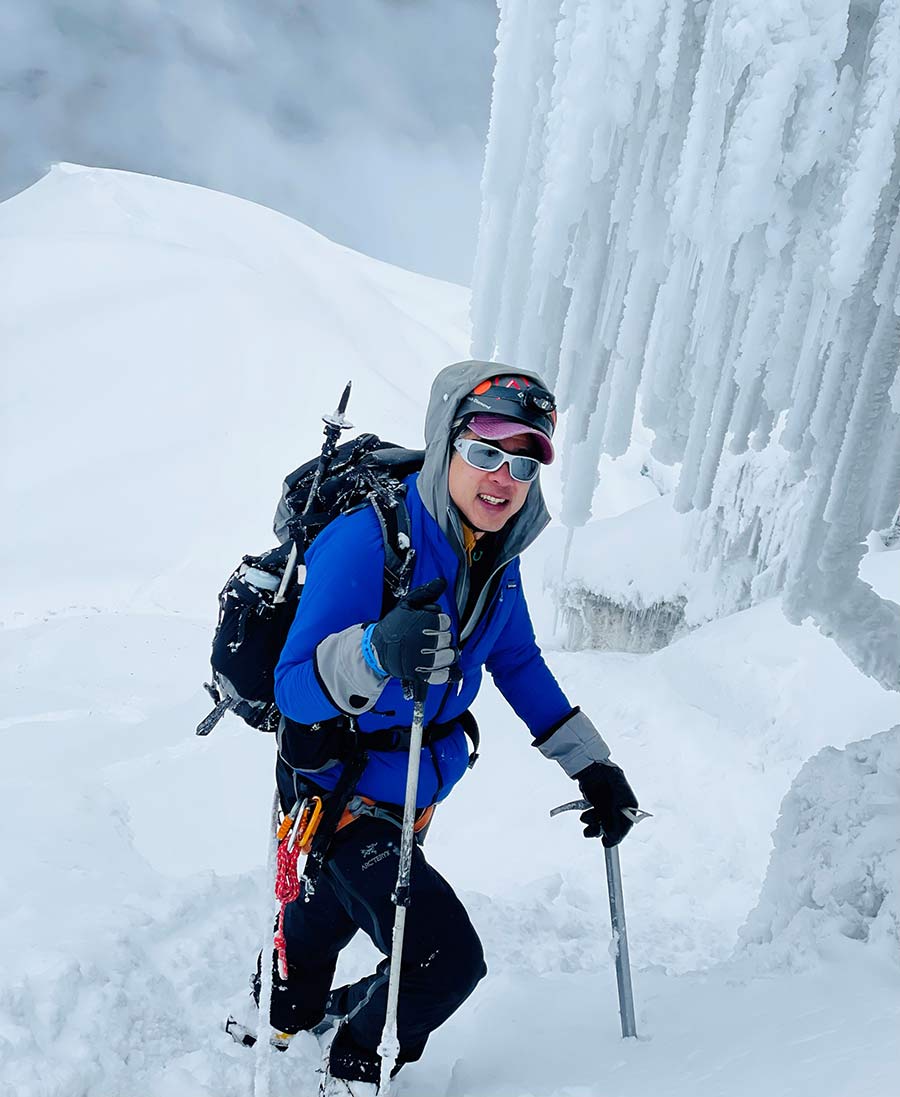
[253,790,282,1097]
[274,380,353,605]
[377,683,428,1092]
[550,800,651,1038]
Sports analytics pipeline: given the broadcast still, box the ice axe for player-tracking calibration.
[551,800,651,1038]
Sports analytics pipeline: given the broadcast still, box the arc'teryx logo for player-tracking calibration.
[361,840,396,871]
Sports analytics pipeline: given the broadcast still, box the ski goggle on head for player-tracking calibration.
[452,437,541,483]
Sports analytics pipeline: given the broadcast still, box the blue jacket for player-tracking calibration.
[274,473,572,807]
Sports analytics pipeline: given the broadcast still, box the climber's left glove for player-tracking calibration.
[532,706,638,847]
[574,759,638,847]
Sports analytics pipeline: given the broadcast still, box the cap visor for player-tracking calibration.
[468,414,554,463]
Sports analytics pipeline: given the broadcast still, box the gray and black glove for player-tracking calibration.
[533,706,638,846]
[369,577,457,690]
[575,760,638,847]
[314,579,456,717]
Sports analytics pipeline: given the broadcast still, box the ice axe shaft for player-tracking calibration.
[551,798,650,1038]
[604,842,636,1038]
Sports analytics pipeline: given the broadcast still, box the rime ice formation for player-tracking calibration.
[472,0,900,689]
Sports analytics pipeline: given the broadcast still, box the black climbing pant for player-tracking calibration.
[260,811,486,1068]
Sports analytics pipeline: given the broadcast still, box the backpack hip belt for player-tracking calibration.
[278,709,480,775]
[357,709,480,768]
[335,795,436,837]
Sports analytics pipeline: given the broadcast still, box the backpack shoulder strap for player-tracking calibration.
[368,490,415,615]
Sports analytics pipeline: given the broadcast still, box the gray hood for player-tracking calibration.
[418,359,553,626]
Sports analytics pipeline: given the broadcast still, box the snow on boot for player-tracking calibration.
[319,1022,381,1095]
[224,1015,295,1052]
[224,990,259,1047]
[318,1074,378,1097]
[224,993,296,1052]
[270,1029,296,1051]
[225,1014,258,1048]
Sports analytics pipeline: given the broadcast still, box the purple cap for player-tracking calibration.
[467,414,555,464]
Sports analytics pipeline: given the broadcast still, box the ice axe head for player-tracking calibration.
[549,799,652,826]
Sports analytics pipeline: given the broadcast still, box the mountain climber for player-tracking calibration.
[265,361,640,1095]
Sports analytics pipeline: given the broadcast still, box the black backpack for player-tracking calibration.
[196,433,424,737]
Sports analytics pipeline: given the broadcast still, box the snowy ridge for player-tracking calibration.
[472,0,900,688]
[0,164,469,630]
[1,1,495,282]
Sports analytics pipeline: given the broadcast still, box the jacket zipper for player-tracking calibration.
[460,560,510,645]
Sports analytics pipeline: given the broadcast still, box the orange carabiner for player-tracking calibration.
[292,795,324,854]
[276,815,293,843]
[276,795,324,852]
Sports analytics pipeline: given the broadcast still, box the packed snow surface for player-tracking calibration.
[472,0,900,689]
[2,167,899,1096]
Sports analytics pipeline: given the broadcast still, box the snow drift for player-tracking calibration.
[740,724,900,968]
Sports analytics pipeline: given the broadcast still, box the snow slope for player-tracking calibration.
[2,167,898,1097]
[1,163,468,628]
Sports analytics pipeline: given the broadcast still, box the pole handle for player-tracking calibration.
[408,676,429,704]
[323,380,353,430]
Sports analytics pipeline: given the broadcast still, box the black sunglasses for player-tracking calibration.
[453,438,541,483]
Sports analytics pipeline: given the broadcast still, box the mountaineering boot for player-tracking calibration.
[227,967,349,1049]
[224,988,260,1047]
[318,1022,382,1095]
[318,1076,378,1097]
[224,986,297,1051]
[270,1029,295,1051]
[311,984,349,1036]
[224,1013,295,1052]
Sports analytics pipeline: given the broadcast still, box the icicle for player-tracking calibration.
[827,0,900,299]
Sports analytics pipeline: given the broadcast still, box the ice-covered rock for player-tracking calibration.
[543,494,696,651]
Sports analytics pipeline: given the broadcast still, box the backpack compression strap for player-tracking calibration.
[361,710,480,769]
[368,491,416,613]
